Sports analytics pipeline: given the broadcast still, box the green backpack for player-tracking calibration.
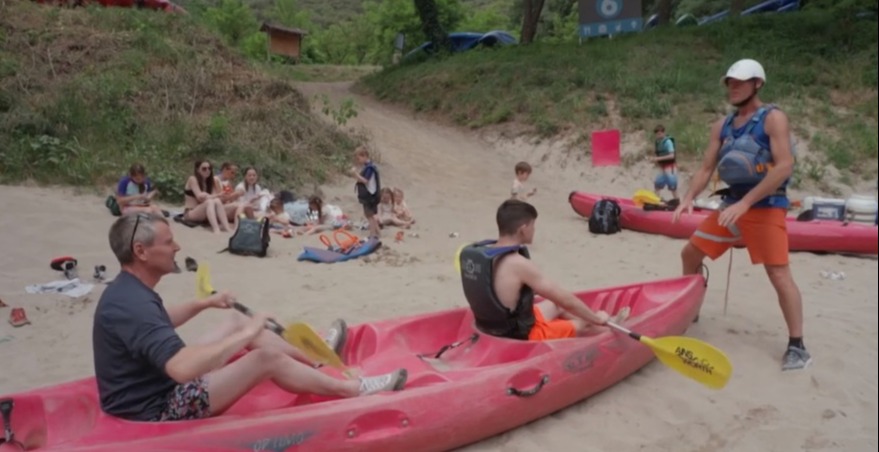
[105,195,121,216]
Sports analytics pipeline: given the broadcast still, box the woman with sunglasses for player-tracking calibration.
[182,160,233,233]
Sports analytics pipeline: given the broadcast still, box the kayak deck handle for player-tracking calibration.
[506,375,550,398]
[417,333,480,360]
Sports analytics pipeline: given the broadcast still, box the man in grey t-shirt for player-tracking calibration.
[93,212,407,422]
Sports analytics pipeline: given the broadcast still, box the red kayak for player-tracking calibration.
[0,275,707,452]
[569,191,878,255]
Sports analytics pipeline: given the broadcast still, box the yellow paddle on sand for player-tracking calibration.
[607,321,732,390]
[194,262,355,377]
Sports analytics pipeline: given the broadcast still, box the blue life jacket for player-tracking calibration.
[717,104,794,209]
[655,136,676,166]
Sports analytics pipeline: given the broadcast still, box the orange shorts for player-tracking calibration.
[690,207,789,266]
[528,307,576,341]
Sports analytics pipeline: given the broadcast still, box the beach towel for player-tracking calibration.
[26,278,94,298]
[297,237,382,264]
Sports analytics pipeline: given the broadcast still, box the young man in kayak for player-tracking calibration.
[672,58,810,371]
[458,199,624,341]
[93,212,407,422]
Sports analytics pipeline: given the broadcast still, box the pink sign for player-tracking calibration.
[591,129,621,167]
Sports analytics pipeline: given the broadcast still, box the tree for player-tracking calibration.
[520,0,546,43]
[729,0,745,15]
[657,0,673,24]
[414,0,451,53]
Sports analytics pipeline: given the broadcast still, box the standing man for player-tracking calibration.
[652,125,678,200]
[672,59,809,371]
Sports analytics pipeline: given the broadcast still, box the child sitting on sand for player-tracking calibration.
[265,197,294,231]
[377,188,413,229]
[298,195,351,235]
[392,187,415,224]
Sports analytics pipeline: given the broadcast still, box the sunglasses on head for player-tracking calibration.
[130,213,150,252]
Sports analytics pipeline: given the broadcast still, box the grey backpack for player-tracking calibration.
[223,218,271,257]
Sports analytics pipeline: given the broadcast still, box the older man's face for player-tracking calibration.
[135,221,180,276]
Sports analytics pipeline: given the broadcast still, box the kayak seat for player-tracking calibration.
[588,287,643,319]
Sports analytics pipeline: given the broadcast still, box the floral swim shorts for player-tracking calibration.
[150,377,211,422]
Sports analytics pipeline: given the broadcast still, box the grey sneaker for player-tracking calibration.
[358,369,408,396]
[782,346,812,371]
[323,319,348,356]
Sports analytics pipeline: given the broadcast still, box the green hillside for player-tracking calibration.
[358,10,878,189]
[0,2,359,199]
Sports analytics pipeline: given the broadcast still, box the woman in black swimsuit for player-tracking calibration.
[183,160,232,233]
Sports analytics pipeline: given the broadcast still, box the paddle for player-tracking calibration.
[606,321,732,390]
[194,262,355,377]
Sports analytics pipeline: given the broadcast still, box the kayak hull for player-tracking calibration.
[569,191,879,255]
[0,275,707,452]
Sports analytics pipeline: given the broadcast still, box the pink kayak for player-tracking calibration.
[569,191,878,255]
[0,275,707,452]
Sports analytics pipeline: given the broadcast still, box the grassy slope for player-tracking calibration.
[358,11,878,187]
[0,2,360,200]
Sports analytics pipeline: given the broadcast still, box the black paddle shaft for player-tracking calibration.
[231,301,285,336]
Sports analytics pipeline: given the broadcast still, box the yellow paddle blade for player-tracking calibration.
[640,335,732,390]
[283,322,346,370]
[453,243,466,273]
[633,189,662,207]
[195,263,215,299]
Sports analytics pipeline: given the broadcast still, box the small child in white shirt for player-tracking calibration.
[511,161,537,200]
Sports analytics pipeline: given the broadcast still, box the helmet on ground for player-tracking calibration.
[722,59,766,85]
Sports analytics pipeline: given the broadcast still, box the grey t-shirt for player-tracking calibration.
[92,271,186,421]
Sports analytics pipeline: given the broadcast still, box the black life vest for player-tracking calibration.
[458,239,535,340]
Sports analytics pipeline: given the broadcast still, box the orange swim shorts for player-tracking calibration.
[690,207,789,266]
[528,307,576,341]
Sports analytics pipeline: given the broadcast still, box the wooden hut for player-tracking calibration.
[259,22,308,63]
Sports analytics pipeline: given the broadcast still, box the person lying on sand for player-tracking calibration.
[457,200,628,341]
[92,212,408,422]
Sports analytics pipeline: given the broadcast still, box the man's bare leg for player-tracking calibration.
[681,242,707,275]
[765,264,811,371]
[205,348,403,416]
[196,312,345,366]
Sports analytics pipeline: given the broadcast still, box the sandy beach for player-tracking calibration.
[0,81,876,451]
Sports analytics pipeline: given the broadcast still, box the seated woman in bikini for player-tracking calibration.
[182,160,234,234]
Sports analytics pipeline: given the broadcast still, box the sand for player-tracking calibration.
[0,81,876,452]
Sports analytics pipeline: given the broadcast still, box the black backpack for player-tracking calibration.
[223,217,271,257]
[589,199,622,234]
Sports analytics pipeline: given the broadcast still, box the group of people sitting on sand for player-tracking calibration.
[111,151,416,238]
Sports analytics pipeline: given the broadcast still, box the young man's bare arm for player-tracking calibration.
[514,257,607,325]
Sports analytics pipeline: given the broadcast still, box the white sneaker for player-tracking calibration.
[359,369,408,395]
